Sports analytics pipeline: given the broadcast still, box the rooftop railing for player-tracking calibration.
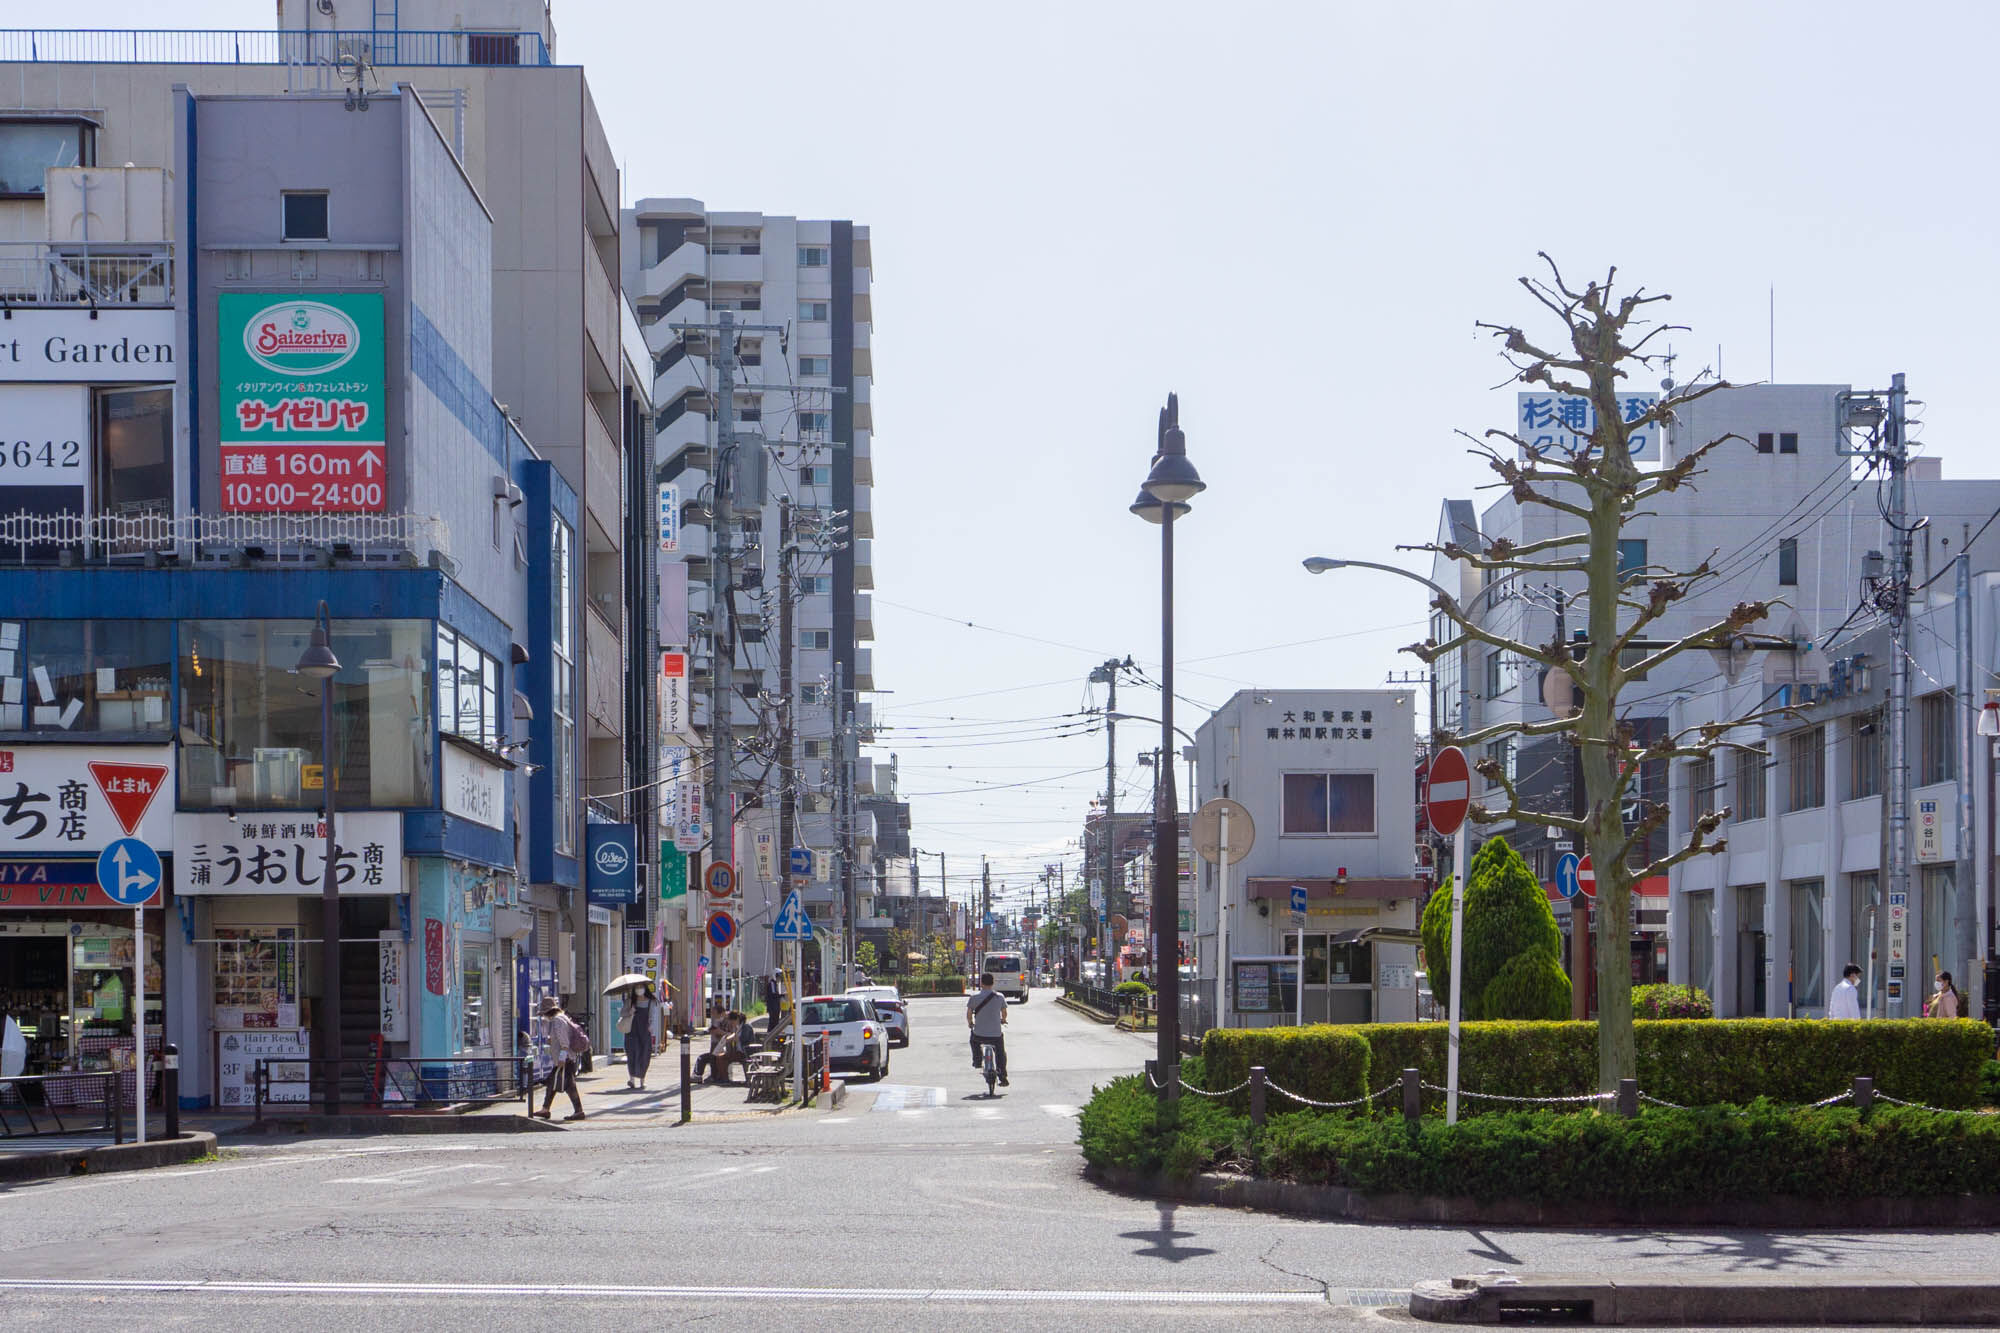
[0,28,553,68]
[0,243,173,306]
[0,510,452,568]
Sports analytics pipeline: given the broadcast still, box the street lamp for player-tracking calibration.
[295,602,342,1113]
[1134,393,1201,1106]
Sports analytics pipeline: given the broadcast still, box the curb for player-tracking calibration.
[1086,1165,2000,1229]
[232,1111,559,1136]
[0,1131,218,1184]
[1409,1272,2000,1325]
[1057,997,1116,1025]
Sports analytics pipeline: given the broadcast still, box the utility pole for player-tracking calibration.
[1089,657,1128,962]
[838,661,857,989]
[1886,372,1913,1018]
[1956,531,1977,1002]
[981,858,992,967]
[777,497,797,902]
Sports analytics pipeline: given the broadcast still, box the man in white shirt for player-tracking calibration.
[1828,963,1864,1020]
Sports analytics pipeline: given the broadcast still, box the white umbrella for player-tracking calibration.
[603,973,671,994]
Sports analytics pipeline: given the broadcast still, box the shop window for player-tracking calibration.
[1281,772,1374,835]
[178,618,434,810]
[437,625,504,752]
[0,119,91,197]
[1790,879,1824,1007]
[0,618,172,736]
[460,940,491,1049]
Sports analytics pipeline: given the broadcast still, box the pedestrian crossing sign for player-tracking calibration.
[773,889,814,942]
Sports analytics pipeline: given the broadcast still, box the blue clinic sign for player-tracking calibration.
[585,823,638,905]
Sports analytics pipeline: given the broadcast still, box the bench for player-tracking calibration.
[745,1049,788,1103]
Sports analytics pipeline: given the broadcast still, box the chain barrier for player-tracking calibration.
[1637,1092,1687,1110]
[1265,1080,1399,1110]
[1805,1090,1855,1109]
[1420,1080,1614,1106]
[1873,1091,2000,1116]
[1176,1078,1251,1099]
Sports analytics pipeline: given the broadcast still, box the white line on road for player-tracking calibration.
[1041,1105,1080,1117]
[0,1278,1324,1305]
[0,1144,508,1202]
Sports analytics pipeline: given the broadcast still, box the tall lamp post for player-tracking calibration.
[1132,393,1202,1106]
[295,602,342,1112]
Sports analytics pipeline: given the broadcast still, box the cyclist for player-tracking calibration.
[966,971,1009,1086]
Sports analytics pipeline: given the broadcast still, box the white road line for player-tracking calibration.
[1041,1104,1080,1118]
[324,1163,511,1186]
[0,1144,505,1202]
[0,1278,1323,1305]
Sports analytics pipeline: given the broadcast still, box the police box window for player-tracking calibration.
[281,191,329,242]
[0,618,172,737]
[0,119,92,198]
[1281,772,1374,836]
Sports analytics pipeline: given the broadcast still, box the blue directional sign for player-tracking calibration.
[1289,884,1308,924]
[1554,851,1581,900]
[788,847,813,878]
[773,889,814,943]
[97,837,162,907]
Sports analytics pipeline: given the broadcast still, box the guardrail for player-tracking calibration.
[0,28,554,67]
[0,510,453,566]
[253,1055,530,1118]
[0,1070,125,1141]
[0,245,173,306]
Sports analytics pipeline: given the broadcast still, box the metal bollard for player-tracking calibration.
[1854,1075,1874,1116]
[1616,1078,1638,1118]
[679,1032,693,1125]
[110,1072,125,1145]
[163,1043,180,1139]
[1403,1067,1421,1126]
[1249,1066,1266,1127]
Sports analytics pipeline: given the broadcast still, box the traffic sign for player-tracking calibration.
[1289,884,1308,924]
[704,862,736,898]
[773,890,813,942]
[1577,855,1596,900]
[1426,746,1471,836]
[87,762,168,836]
[706,911,737,949]
[1193,798,1255,865]
[1554,852,1581,900]
[788,847,813,878]
[96,837,161,907]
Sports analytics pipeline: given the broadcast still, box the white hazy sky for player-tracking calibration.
[61,0,2000,915]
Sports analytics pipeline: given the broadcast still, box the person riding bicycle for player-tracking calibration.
[967,971,1009,1086]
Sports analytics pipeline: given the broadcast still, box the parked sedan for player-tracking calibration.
[796,994,892,1080]
[846,985,909,1047]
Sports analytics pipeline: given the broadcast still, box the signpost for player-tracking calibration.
[1194,797,1254,1018]
[96,835,160,1145]
[1577,855,1596,900]
[1426,746,1471,1125]
[706,911,737,950]
[1554,851,1581,900]
[773,890,814,1100]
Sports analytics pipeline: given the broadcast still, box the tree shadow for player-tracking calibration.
[1604,1229,1911,1273]
[1120,1201,1218,1263]
[1464,1229,1523,1267]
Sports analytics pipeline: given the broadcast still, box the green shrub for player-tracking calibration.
[1981,1060,2000,1109]
[1480,952,1572,1022]
[1200,1025,1370,1114]
[1077,1072,1250,1179]
[1633,983,1713,1020]
[1420,837,1570,1020]
[896,976,966,996]
[1114,979,1153,997]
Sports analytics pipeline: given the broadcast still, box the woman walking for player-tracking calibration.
[535,996,588,1121]
[623,982,658,1090]
[1926,971,1963,1018]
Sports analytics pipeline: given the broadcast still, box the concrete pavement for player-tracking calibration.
[1,989,1995,1331]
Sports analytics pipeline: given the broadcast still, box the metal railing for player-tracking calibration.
[0,1071,125,1141]
[0,245,174,306]
[0,29,554,67]
[253,1055,530,1118]
[0,510,452,566]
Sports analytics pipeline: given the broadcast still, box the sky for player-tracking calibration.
[61,0,2000,920]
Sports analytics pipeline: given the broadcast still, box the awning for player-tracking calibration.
[1246,877,1424,903]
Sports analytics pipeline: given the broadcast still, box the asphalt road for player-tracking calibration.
[3,989,1995,1331]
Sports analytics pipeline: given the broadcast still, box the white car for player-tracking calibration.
[981,952,1029,1003]
[845,985,909,1047]
[796,994,892,1081]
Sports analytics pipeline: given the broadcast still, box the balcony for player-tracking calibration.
[708,251,763,285]
[584,241,620,391]
[855,593,873,642]
[854,647,874,692]
[644,298,708,352]
[0,28,554,66]
[0,242,173,305]
[856,700,875,742]
[585,606,622,740]
[853,485,873,538]
[852,433,872,485]
[852,539,873,590]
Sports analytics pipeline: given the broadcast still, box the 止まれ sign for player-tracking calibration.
[174,811,401,894]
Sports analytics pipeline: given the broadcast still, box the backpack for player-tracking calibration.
[565,1016,593,1055]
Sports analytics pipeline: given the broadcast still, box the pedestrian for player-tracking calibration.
[1827,963,1863,1019]
[1925,971,1963,1018]
[535,997,588,1121]
[693,1011,736,1084]
[622,982,658,1090]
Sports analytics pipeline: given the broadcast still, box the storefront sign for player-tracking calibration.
[1517,390,1663,462]
[212,924,298,1029]
[659,649,697,746]
[755,829,774,882]
[424,918,446,995]
[586,822,638,905]
[379,933,408,1040]
[657,483,679,552]
[0,309,176,382]
[216,1027,308,1107]
[1259,702,1382,745]
[659,841,687,901]
[0,746,174,852]
[1917,798,1941,862]
[0,385,87,488]
[0,858,120,907]
[442,743,506,830]
[175,811,401,894]
[217,292,386,513]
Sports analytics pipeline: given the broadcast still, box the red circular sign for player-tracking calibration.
[1426,746,1471,837]
[705,863,736,898]
[1577,855,1597,900]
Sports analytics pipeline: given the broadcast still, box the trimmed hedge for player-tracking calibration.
[1198,1019,1994,1114]
[1633,983,1714,1020]
[1079,1074,2000,1201]
[895,976,967,996]
[1114,979,1153,997]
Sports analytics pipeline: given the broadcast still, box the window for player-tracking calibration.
[1847,871,1884,1015]
[1617,539,1648,582]
[1483,736,1515,788]
[1734,743,1767,821]
[1686,890,1714,1001]
[800,683,827,706]
[800,630,831,651]
[1785,726,1824,811]
[96,388,173,523]
[802,464,832,488]
[1281,772,1375,835]
[0,618,172,737]
[552,519,576,855]
[1779,431,1799,454]
[798,411,831,434]
[1483,649,1502,700]
[799,356,831,377]
[281,191,329,242]
[799,301,830,322]
[1777,537,1798,586]
[178,619,435,809]
[803,740,825,759]
[437,626,504,752]
[1848,710,1882,799]
[0,120,90,197]
[1686,753,1716,818]
[1920,690,1956,785]
[1923,865,1961,985]
[459,941,491,1049]
[467,32,522,65]
[1790,880,1824,1007]
[1756,432,1775,454]
[799,575,830,595]
[797,246,830,267]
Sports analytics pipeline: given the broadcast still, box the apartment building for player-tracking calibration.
[623,198,880,991]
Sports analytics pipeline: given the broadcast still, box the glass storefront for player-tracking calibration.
[178,618,434,810]
[0,618,173,737]
[0,913,161,1078]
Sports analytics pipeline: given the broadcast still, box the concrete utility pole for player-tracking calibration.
[981,858,992,965]
[838,661,856,988]
[778,497,797,894]
[1089,657,1128,959]
[1886,372,1913,1018]
[1956,535,1978,998]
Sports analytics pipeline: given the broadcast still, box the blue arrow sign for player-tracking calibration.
[788,847,813,877]
[1289,884,1308,923]
[1554,851,1581,900]
[97,837,162,907]
[773,889,814,942]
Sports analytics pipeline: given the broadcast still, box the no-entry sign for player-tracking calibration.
[1577,855,1597,900]
[1426,746,1471,837]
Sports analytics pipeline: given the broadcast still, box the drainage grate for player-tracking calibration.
[1345,1289,1409,1308]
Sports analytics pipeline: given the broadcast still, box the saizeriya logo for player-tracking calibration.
[243,300,360,375]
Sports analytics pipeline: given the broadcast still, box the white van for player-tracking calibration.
[981,951,1029,1003]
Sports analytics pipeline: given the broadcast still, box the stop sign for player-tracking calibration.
[1426,746,1471,837]
[1577,855,1596,900]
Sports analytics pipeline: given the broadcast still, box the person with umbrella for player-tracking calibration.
[604,972,668,1092]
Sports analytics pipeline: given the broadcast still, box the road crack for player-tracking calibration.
[1257,1238,1333,1303]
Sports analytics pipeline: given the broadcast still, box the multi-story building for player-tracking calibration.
[1430,384,2000,1016]
[623,199,879,995]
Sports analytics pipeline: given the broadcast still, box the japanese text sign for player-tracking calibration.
[174,810,401,895]
[0,745,173,852]
[1517,391,1662,463]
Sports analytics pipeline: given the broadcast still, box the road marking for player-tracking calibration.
[869,1085,944,1112]
[1041,1104,1080,1118]
[0,1143,506,1202]
[325,1162,511,1186]
[0,1278,1323,1305]
[820,1117,853,1124]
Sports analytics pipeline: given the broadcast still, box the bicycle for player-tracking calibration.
[980,1038,998,1098]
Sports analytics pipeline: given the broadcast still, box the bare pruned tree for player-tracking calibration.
[1402,256,1795,1091]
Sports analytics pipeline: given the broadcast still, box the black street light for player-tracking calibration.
[295,602,341,1113]
[1131,393,1202,1107]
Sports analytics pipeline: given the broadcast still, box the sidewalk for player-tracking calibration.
[506,1052,831,1126]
